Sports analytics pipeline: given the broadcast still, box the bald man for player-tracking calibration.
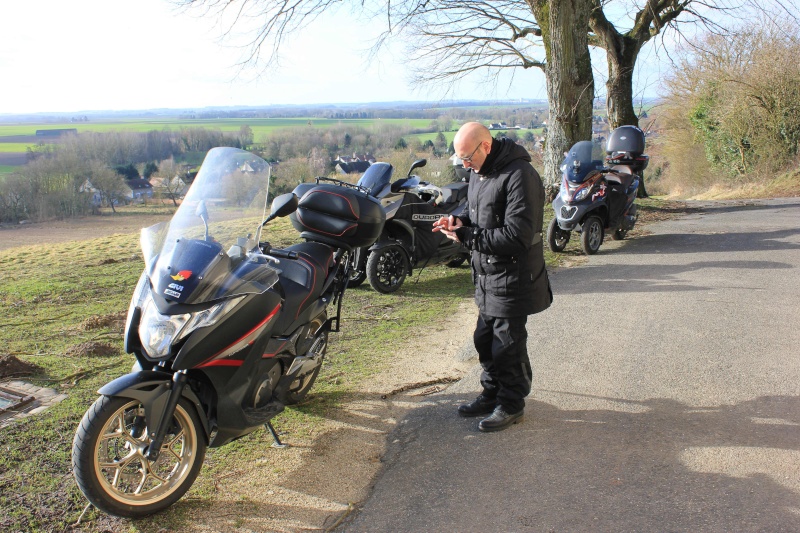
[434,122,552,432]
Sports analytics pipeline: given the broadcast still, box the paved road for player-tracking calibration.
[341,198,800,532]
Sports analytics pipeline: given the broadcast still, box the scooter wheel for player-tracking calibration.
[611,228,628,241]
[580,216,604,255]
[367,244,409,293]
[546,218,570,252]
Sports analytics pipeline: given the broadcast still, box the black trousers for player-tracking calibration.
[474,313,532,414]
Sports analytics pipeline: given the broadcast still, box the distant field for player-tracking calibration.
[0,165,16,174]
[0,117,435,139]
[0,143,47,153]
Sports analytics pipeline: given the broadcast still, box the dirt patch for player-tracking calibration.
[0,354,41,379]
[0,212,172,251]
[65,342,119,358]
[79,312,127,332]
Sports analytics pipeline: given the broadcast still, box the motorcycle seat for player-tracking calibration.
[441,182,468,205]
[278,242,334,319]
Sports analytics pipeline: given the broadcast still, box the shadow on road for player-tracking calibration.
[551,259,793,294]
[616,226,800,255]
[341,392,800,532]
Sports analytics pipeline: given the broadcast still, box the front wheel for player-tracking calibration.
[367,244,409,293]
[580,216,604,255]
[72,395,206,518]
[546,218,570,252]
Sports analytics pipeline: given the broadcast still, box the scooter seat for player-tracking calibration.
[441,182,468,205]
[606,166,635,188]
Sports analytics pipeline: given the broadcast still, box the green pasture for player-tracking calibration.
[0,143,44,153]
[0,165,16,174]
[0,117,435,140]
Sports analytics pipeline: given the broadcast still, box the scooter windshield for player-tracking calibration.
[357,162,393,196]
[140,147,280,304]
[561,141,604,183]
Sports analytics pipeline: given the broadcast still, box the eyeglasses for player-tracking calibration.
[461,143,483,163]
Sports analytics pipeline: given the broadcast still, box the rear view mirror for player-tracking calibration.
[263,193,298,225]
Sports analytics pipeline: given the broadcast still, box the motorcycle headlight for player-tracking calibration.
[177,296,245,341]
[139,299,190,359]
[573,186,591,202]
[138,296,245,359]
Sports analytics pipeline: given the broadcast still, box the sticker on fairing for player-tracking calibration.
[171,270,192,281]
[411,214,442,222]
[164,289,182,299]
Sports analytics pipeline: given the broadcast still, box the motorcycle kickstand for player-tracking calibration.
[265,421,287,449]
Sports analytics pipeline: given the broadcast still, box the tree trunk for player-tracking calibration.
[531,0,595,187]
[605,35,642,129]
[604,35,648,197]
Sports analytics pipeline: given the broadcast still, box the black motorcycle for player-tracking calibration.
[345,159,470,293]
[72,147,385,518]
[547,125,649,255]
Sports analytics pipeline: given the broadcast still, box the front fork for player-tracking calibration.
[144,370,187,461]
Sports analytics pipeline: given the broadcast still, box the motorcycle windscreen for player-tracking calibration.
[141,147,280,304]
[561,141,604,183]
[357,162,394,196]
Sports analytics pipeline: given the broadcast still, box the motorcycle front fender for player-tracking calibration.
[97,370,210,441]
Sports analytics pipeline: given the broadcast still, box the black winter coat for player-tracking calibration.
[456,138,553,317]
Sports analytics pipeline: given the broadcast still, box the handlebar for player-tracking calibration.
[270,249,299,260]
[258,243,299,260]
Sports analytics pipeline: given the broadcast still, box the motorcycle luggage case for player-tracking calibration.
[289,183,385,251]
[606,125,649,172]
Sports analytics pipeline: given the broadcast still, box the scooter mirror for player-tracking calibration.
[407,158,427,176]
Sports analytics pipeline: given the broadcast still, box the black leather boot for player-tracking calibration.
[478,406,523,432]
[457,395,497,417]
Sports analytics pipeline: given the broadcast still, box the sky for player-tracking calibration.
[0,1,663,115]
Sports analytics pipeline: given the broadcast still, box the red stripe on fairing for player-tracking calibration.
[195,304,281,368]
[296,210,357,237]
[197,359,244,367]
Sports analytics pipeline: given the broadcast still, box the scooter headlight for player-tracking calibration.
[573,186,592,202]
[559,177,570,201]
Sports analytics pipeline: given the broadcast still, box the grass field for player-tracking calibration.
[0,143,47,153]
[0,117,436,140]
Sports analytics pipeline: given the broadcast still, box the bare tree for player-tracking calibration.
[87,161,128,214]
[154,158,185,207]
[175,0,594,185]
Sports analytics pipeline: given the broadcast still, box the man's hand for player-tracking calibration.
[432,215,463,243]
